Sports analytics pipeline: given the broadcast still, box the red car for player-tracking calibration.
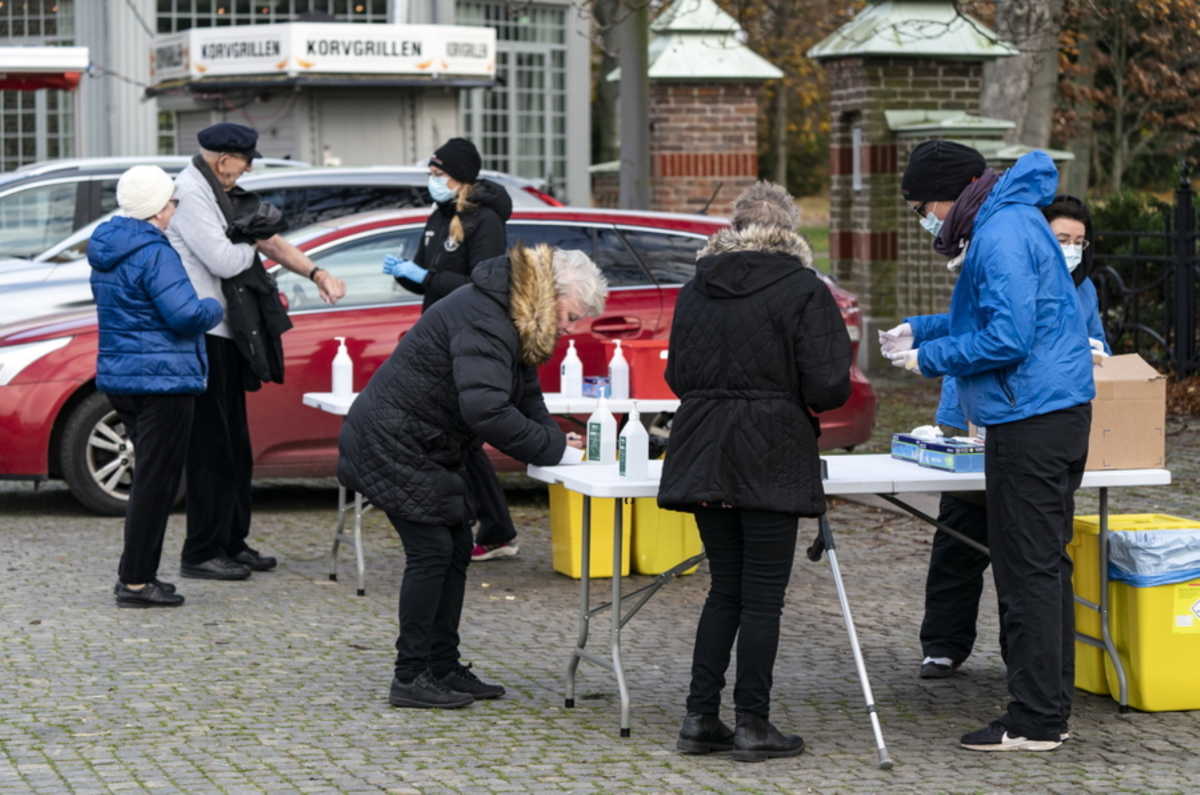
[0,207,876,514]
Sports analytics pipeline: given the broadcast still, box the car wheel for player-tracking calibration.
[60,391,133,516]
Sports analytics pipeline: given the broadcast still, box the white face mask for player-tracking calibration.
[428,174,456,203]
[920,212,943,238]
[1061,244,1083,273]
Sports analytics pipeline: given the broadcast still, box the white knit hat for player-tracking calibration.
[116,165,175,220]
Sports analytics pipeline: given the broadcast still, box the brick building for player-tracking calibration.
[593,0,781,216]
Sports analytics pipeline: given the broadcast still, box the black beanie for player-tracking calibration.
[430,137,482,184]
[901,140,987,202]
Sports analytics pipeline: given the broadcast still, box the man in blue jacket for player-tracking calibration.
[89,165,224,608]
[887,142,1095,752]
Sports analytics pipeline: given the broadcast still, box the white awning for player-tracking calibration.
[0,46,89,90]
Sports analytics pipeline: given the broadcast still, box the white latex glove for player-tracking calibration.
[1092,348,1110,366]
[878,322,914,357]
[887,348,922,374]
[1088,337,1106,352]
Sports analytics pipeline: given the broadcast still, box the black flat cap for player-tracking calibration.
[901,140,987,202]
[197,122,262,160]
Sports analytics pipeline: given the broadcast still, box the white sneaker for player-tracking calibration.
[960,721,1062,752]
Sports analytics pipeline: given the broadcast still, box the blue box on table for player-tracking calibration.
[917,438,985,473]
[890,433,924,462]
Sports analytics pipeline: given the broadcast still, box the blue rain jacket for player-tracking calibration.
[907,152,1095,427]
[88,215,223,395]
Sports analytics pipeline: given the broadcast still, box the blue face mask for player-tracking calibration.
[1061,244,1083,273]
[920,211,943,238]
[428,174,456,203]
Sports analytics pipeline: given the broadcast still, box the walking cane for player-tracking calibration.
[807,460,893,769]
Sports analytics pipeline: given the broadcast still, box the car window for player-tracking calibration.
[258,186,429,231]
[618,229,705,285]
[98,179,120,217]
[507,223,649,287]
[0,182,79,258]
[274,228,423,311]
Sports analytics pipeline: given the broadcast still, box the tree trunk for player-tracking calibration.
[617,0,650,209]
[981,0,1064,147]
[592,0,621,165]
[773,81,787,186]
[1062,22,1095,197]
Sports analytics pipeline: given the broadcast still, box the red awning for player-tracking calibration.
[0,72,82,91]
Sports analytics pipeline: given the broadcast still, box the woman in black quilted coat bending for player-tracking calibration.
[341,244,606,709]
[659,181,852,762]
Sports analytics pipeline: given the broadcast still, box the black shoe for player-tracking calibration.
[960,720,1063,752]
[233,547,277,571]
[180,556,251,581]
[115,581,185,608]
[389,670,474,709]
[732,713,805,763]
[437,663,505,700]
[113,578,176,596]
[677,712,735,754]
[920,658,961,679]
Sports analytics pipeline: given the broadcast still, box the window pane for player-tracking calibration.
[507,222,592,260]
[618,230,704,285]
[274,229,424,310]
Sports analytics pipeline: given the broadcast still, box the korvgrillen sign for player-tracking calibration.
[149,22,495,85]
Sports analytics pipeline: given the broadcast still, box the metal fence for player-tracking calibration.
[1093,172,1200,376]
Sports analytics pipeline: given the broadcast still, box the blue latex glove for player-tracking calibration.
[383,255,428,283]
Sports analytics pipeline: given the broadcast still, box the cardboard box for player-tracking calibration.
[1086,354,1166,471]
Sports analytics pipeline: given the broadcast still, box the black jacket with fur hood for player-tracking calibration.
[658,224,852,517]
[397,177,513,312]
[339,247,565,525]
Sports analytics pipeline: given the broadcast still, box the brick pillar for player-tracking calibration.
[825,57,983,368]
[648,82,761,216]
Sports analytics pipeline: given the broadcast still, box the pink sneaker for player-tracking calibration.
[471,541,519,562]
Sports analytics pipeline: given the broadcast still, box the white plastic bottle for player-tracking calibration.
[586,395,617,463]
[332,336,353,396]
[618,404,649,479]
[609,340,630,400]
[560,339,583,397]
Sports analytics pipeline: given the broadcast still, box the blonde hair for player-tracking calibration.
[448,182,476,244]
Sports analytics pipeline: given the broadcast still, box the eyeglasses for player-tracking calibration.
[169,199,180,208]
[1055,235,1090,249]
[911,201,929,218]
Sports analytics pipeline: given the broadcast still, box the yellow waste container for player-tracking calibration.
[1068,513,1200,710]
[548,484,632,579]
[631,499,703,575]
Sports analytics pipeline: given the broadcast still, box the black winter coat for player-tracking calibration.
[658,224,852,517]
[339,249,566,526]
[397,178,513,311]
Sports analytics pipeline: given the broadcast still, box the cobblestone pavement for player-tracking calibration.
[1,419,1198,793]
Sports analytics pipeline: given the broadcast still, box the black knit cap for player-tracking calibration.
[901,140,987,202]
[430,137,482,184]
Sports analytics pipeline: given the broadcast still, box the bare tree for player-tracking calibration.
[978,0,1066,148]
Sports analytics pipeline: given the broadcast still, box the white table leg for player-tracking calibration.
[330,483,349,581]
[565,495,592,708]
[1097,487,1128,709]
[353,490,366,597]
[612,498,630,737]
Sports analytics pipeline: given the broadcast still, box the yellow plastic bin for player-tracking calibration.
[548,484,632,579]
[631,499,703,575]
[1068,513,1200,710]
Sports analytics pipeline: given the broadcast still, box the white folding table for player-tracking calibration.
[301,391,682,595]
[526,454,1171,767]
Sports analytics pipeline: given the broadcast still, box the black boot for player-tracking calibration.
[677,712,735,754]
[732,712,805,762]
[388,670,474,709]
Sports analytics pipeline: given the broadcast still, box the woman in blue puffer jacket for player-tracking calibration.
[88,165,223,609]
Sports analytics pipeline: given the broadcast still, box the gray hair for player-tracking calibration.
[551,249,608,316]
[731,181,800,232]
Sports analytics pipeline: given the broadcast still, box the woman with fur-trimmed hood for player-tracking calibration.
[659,181,851,762]
[339,243,606,710]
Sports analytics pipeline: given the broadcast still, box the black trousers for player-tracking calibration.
[920,491,1001,665]
[986,403,1091,740]
[687,507,798,718]
[182,335,254,565]
[108,393,194,585]
[465,443,517,547]
[389,513,473,681]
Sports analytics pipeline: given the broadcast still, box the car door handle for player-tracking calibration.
[591,317,642,335]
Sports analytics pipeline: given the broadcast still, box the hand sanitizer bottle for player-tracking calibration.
[332,336,353,396]
[618,403,649,479]
[609,340,629,400]
[560,339,583,397]
[586,395,617,462]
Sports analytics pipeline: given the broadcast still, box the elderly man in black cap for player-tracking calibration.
[169,122,346,581]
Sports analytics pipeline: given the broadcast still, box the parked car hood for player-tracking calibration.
[0,305,97,345]
[87,217,166,273]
